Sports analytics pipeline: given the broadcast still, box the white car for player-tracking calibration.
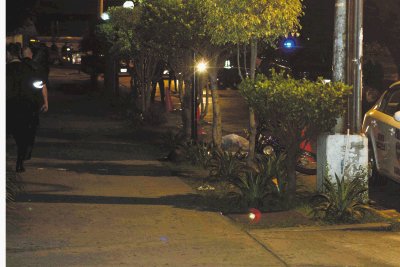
[362,81,400,184]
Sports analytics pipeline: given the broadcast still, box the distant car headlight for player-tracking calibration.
[33,81,44,89]
[120,68,128,73]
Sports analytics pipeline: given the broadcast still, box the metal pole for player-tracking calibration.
[353,0,364,133]
[332,0,347,133]
[98,0,104,18]
[191,53,198,140]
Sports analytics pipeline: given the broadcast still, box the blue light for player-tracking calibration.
[283,39,295,49]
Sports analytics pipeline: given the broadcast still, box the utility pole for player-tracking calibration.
[332,0,347,133]
[352,0,364,133]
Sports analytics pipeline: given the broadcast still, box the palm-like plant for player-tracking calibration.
[208,149,247,181]
[231,154,288,208]
[255,154,287,195]
[233,171,270,208]
[311,173,370,222]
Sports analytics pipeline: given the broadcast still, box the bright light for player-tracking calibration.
[66,48,71,51]
[283,39,295,49]
[248,208,261,223]
[123,1,134,8]
[224,60,232,69]
[120,68,128,73]
[163,70,169,75]
[197,61,207,72]
[33,81,44,89]
[101,12,110,20]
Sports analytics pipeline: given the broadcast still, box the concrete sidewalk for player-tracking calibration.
[6,87,285,266]
[7,72,400,266]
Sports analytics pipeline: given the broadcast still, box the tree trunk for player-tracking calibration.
[209,71,222,150]
[285,147,298,200]
[182,79,192,138]
[247,38,258,163]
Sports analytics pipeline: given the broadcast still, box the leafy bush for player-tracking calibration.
[311,173,370,223]
[208,149,247,181]
[239,71,352,197]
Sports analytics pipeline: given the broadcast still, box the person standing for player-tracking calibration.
[6,44,48,172]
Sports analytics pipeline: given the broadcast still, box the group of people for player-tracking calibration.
[6,42,49,172]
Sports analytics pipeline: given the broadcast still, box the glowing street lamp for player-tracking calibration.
[196,61,208,73]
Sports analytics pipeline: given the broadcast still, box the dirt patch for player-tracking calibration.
[226,210,316,228]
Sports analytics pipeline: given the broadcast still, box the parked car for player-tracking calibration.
[362,81,400,185]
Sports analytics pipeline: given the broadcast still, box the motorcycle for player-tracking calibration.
[255,131,317,175]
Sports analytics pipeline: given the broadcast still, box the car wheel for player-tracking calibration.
[368,143,388,186]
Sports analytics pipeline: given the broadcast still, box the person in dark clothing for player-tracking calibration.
[6,44,48,172]
[151,61,166,103]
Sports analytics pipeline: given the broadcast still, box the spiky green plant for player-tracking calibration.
[311,173,371,223]
[233,171,270,208]
[208,149,247,181]
[230,154,288,209]
[183,141,214,168]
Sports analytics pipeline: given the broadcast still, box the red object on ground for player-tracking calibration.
[248,208,262,224]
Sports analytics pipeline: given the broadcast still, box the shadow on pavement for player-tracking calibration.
[16,193,210,211]
[30,141,164,161]
[29,161,172,177]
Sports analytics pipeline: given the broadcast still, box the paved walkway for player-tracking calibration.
[6,68,400,266]
[6,84,285,266]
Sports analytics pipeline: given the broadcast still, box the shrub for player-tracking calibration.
[184,141,214,168]
[310,172,371,223]
[208,149,247,181]
[239,71,352,198]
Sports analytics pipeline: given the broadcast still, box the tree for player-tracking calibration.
[240,72,352,197]
[98,1,185,113]
[200,0,303,162]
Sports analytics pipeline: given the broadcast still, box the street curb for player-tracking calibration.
[248,222,393,232]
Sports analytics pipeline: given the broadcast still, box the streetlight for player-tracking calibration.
[192,58,208,140]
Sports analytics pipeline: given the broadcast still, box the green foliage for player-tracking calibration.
[240,72,352,147]
[234,171,270,208]
[208,149,247,181]
[232,154,288,209]
[311,173,371,223]
[200,0,303,45]
[184,141,214,168]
